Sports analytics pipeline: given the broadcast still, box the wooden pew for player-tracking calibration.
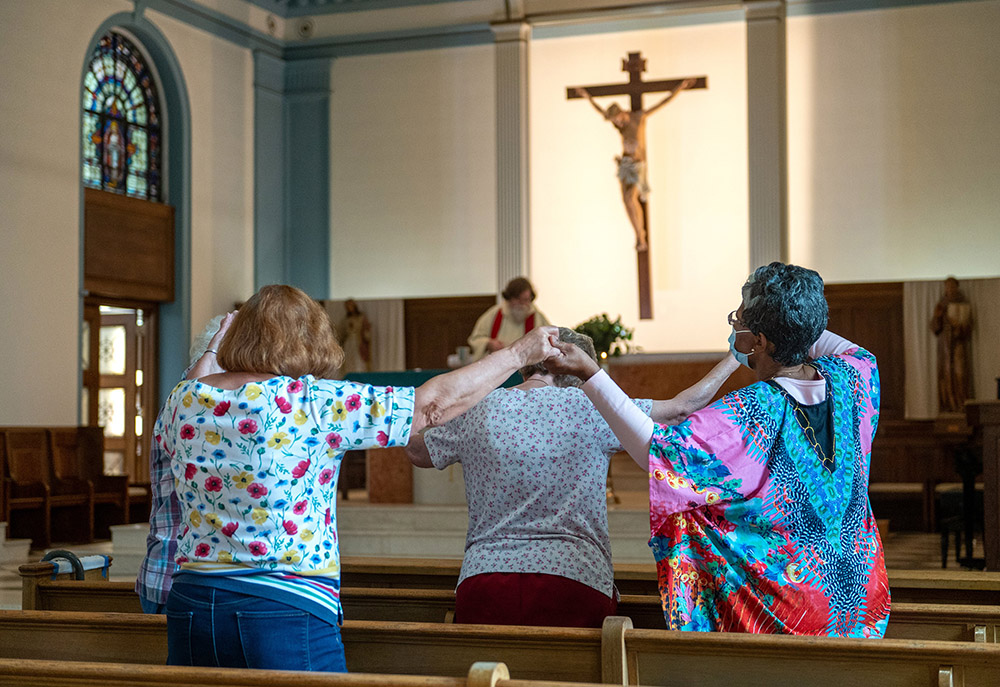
[0,611,606,683]
[889,569,1000,605]
[3,611,1000,686]
[341,559,1000,603]
[56,555,1000,603]
[49,426,130,537]
[0,658,597,687]
[19,573,1000,643]
[605,617,1000,687]
[337,558,655,596]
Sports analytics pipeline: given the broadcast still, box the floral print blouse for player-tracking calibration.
[425,386,652,597]
[155,375,414,619]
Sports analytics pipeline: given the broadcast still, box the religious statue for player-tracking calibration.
[567,52,706,320]
[930,276,973,413]
[574,78,696,252]
[339,299,372,374]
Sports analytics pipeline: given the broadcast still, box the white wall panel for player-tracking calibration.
[0,0,132,424]
[147,9,255,332]
[788,1,1000,283]
[329,45,497,299]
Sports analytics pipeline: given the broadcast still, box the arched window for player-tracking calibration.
[82,31,162,201]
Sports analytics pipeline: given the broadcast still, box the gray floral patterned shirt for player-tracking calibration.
[424,386,652,597]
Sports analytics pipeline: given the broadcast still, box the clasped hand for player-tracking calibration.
[542,335,601,382]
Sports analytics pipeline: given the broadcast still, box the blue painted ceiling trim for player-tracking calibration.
[787,0,978,16]
[244,0,473,19]
[284,25,494,59]
[139,0,283,55]
[141,0,979,59]
[532,8,745,40]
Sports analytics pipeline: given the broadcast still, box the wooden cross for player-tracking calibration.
[567,52,706,320]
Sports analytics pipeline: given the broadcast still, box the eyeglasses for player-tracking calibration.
[727,310,742,328]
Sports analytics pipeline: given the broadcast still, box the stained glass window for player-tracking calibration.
[82,32,162,201]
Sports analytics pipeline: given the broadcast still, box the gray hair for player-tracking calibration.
[189,315,225,366]
[740,262,827,366]
[519,327,598,388]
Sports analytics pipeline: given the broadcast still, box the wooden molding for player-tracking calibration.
[84,188,175,302]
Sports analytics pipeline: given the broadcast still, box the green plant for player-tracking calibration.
[574,313,634,359]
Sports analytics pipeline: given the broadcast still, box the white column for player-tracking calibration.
[744,0,788,269]
[491,22,531,292]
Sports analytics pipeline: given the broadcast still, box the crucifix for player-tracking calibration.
[567,52,707,320]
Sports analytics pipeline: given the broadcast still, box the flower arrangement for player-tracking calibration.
[574,313,634,360]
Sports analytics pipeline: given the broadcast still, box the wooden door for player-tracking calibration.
[83,301,157,482]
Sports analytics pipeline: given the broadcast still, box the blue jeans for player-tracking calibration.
[165,580,347,672]
[139,596,166,614]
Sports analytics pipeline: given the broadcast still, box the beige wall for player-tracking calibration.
[1,1,997,429]
[0,2,254,425]
[329,45,497,299]
[0,0,132,425]
[146,9,255,329]
[787,0,1000,283]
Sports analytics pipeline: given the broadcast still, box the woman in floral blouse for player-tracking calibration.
[158,284,556,671]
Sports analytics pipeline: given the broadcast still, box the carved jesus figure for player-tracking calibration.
[575,78,696,252]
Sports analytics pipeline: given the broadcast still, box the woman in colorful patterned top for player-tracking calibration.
[158,284,557,671]
[546,262,890,637]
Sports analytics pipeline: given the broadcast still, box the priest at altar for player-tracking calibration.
[468,277,551,361]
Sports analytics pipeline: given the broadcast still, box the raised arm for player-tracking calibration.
[650,353,740,425]
[574,87,610,118]
[186,312,236,380]
[644,78,697,116]
[808,330,857,358]
[412,326,557,434]
[546,341,739,468]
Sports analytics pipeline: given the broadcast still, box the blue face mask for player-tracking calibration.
[728,329,753,368]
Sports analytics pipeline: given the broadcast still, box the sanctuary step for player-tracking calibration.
[0,523,31,565]
[108,523,148,578]
[336,504,653,562]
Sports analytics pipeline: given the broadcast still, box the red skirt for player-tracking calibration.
[454,572,617,628]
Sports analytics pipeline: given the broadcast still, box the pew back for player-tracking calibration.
[0,611,605,683]
[17,576,1000,643]
[0,658,603,687]
[0,658,467,687]
[889,569,1000,606]
[4,611,1000,686]
[620,626,1000,687]
[339,559,1000,602]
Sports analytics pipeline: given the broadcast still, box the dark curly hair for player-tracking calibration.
[740,262,827,366]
